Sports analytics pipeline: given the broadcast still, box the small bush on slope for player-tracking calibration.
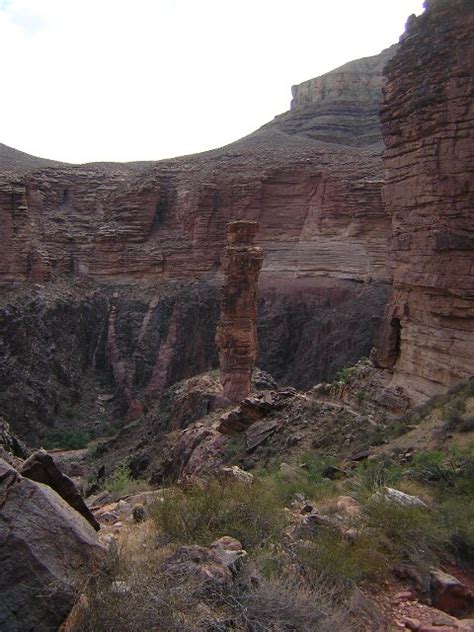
[153,478,286,549]
[103,463,150,500]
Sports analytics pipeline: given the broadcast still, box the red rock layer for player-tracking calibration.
[216,221,263,402]
[375,0,474,401]
[0,46,394,289]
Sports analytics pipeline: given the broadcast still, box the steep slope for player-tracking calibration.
[0,142,65,172]
[375,0,474,401]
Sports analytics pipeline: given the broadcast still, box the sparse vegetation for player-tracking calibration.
[154,478,285,549]
[42,428,91,450]
[103,464,149,500]
[336,366,354,384]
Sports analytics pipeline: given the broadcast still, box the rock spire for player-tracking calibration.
[216,221,263,402]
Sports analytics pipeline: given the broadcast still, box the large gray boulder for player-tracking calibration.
[0,459,104,632]
[20,449,100,531]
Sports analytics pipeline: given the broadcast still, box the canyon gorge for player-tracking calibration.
[0,0,472,443]
[1,1,473,630]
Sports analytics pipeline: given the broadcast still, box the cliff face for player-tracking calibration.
[375,0,474,400]
[0,44,394,289]
[0,48,394,439]
[266,45,398,147]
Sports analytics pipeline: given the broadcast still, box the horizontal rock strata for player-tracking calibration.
[375,0,474,401]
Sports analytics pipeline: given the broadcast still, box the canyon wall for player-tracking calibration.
[0,47,394,439]
[375,0,474,401]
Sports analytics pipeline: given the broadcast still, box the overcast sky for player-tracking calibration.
[1,0,425,164]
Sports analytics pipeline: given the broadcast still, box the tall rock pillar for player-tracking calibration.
[216,221,263,402]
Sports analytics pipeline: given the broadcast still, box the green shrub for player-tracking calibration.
[223,435,245,460]
[350,459,403,501]
[42,428,90,450]
[362,497,447,571]
[258,453,337,505]
[153,478,286,550]
[298,530,389,588]
[439,496,474,566]
[104,464,149,499]
[337,367,354,384]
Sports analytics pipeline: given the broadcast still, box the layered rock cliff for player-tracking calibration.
[375,0,474,401]
[0,46,394,440]
[267,45,397,147]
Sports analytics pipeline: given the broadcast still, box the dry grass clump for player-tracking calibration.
[73,527,357,632]
[229,573,350,632]
[153,478,286,549]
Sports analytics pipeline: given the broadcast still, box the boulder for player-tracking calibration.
[372,487,427,508]
[0,459,105,632]
[20,449,100,530]
[216,466,254,485]
[210,536,247,571]
[162,545,233,590]
[430,570,474,616]
[218,389,295,435]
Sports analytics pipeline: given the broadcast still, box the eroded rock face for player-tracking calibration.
[0,47,392,289]
[283,45,398,146]
[0,47,395,439]
[216,221,263,402]
[375,0,474,401]
[0,459,104,632]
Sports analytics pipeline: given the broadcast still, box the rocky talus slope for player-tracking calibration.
[375,0,474,401]
[0,46,395,440]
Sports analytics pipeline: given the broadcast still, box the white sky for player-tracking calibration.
[1,0,425,164]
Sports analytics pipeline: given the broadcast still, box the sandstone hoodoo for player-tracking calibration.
[375,0,474,401]
[216,221,263,402]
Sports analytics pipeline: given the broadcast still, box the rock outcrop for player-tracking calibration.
[20,449,100,530]
[0,458,104,632]
[375,0,474,401]
[216,221,263,402]
[270,44,398,147]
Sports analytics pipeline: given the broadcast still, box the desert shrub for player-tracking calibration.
[42,428,90,450]
[75,543,227,632]
[362,496,447,571]
[407,446,474,493]
[104,464,149,499]
[258,453,337,505]
[153,478,286,550]
[223,435,245,460]
[78,541,354,632]
[408,451,450,483]
[336,366,354,384]
[439,496,474,566]
[305,396,322,416]
[350,458,403,501]
[231,574,348,632]
[298,530,389,588]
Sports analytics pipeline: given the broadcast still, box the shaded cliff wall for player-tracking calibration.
[376,0,474,401]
